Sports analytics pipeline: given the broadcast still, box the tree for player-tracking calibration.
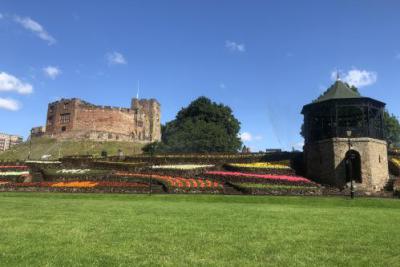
[161,97,242,153]
[383,111,400,147]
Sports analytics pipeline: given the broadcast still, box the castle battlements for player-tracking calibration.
[44,97,161,143]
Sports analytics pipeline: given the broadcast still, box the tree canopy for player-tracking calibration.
[155,96,242,153]
[383,111,400,147]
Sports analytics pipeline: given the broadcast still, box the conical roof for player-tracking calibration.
[315,80,361,103]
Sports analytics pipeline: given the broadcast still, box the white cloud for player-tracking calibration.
[225,40,246,52]
[240,132,262,142]
[0,72,33,94]
[106,52,127,65]
[240,132,252,142]
[0,98,20,111]
[219,83,226,89]
[331,68,377,88]
[43,66,61,79]
[14,16,56,45]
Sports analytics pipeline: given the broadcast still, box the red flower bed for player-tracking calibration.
[114,172,223,191]
[0,166,28,169]
[96,181,148,188]
[205,171,317,186]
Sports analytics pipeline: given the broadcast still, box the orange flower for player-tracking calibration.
[52,181,98,188]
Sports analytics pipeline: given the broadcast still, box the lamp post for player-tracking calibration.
[346,130,355,199]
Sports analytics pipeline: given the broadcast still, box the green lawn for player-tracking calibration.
[0,193,399,266]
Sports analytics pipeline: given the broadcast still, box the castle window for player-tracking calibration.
[63,102,69,110]
[108,133,112,139]
[61,126,66,132]
[60,113,71,124]
[47,115,53,126]
[379,155,381,163]
[116,135,119,140]
[49,106,54,113]
[137,121,143,127]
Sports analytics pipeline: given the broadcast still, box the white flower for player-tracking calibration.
[0,171,29,176]
[56,169,91,174]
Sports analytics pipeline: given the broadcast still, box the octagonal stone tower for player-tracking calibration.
[301,80,389,192]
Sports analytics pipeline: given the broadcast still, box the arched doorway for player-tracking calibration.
[345,150,362,183]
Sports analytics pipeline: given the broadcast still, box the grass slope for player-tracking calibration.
[0,137,144,161]
[0,193,399,266]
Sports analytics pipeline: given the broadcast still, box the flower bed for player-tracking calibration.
[389,158,400,176]
[0,171,31,182]
[144,164,215,177]
[0,180,153,194]
[224,161,295,175]
[25,160,62,164]
[92,161,147,171]
[0,165,29,170]
[114,172,223,193]
[204,171,317,187]
[151,164,214,170]
[42,168,112,181]
[0,171,30,176]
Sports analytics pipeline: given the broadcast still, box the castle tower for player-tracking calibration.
[131,98,161,142]
[301,80,388,192]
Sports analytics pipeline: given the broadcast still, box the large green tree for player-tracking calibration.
[160,97,242,153]
[383,111,400,147]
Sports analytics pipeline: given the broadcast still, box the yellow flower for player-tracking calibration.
[392,158,400,167]
[228,162,290,169]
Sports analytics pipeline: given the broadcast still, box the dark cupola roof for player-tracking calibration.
[314,80,361,103]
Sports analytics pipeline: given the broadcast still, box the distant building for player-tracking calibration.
[41,97,161,143]
[31,126,46,138]
[0,133,23,152]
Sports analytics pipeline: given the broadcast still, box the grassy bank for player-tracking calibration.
[0,137,144,161]
[0,193,399,266]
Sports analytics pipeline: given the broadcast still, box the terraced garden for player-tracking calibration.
[0,157,321,195]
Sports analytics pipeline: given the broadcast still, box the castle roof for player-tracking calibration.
[314,80,361,103]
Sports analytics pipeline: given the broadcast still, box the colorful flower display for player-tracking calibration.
[205,171,316,186]
[151,164,214,170]
[114,172,223,191]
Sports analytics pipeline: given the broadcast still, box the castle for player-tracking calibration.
[42,97,161,143]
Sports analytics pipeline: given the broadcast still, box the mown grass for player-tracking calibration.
[0,193,399,266]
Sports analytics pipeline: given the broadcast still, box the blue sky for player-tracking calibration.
[1,0,400,151]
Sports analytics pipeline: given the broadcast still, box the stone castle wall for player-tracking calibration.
[304,137,389,192]
[44,98,161,143]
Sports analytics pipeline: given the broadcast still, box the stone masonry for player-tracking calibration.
[304,137,389,192]
[44,98,161,143]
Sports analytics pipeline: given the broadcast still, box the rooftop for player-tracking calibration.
[314,80,361,103]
